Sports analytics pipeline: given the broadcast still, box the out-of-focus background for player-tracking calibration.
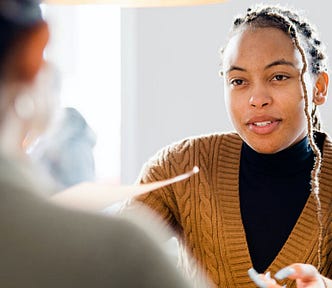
[40,0,331,186]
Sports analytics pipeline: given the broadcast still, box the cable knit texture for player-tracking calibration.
[133,132,332,287]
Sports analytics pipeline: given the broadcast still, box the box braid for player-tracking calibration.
[221,4,328,270]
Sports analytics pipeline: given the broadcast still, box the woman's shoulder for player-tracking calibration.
[144,131,241,169]
[315,130,332,155]
[163,131,240,153]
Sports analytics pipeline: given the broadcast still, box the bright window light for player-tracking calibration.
[41,4,121,184]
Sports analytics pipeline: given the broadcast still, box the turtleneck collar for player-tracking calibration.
[241,136,313,176]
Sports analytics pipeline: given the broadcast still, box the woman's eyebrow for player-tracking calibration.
[225,65,246,74]
[265,59,296,70]
[225,59,296,75]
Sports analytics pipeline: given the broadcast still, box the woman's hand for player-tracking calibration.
[248,263,329,288]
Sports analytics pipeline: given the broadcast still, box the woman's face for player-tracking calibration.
[222,27,313,154]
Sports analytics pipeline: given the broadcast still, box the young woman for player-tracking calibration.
[126,4,332,287]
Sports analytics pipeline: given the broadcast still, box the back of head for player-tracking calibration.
[0,0,43,75]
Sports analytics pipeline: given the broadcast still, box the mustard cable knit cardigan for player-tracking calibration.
[134,132,332,288]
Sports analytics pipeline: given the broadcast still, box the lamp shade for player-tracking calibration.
[43,0,226,7]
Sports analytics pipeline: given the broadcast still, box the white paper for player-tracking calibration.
[51,166,199,211]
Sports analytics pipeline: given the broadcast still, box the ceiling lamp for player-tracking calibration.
[43,0,226,7]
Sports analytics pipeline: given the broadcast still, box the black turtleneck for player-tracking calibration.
[240,133,325,273]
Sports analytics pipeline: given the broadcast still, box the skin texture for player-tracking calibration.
[222,27,326,154]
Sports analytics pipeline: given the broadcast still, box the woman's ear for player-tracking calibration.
[10,21,49,83]
[313,71,329,105]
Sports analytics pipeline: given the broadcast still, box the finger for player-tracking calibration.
[248,268,279,288]
[248,268,269,288]
[275,264,318,281]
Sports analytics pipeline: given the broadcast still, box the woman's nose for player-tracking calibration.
[249,86,272,108]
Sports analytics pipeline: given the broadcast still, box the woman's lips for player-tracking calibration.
[247,118,281,135]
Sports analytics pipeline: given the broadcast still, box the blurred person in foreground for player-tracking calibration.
[0,0,194,287]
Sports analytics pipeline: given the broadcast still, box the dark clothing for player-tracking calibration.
[240,132,326,272]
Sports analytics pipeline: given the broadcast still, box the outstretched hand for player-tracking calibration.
[248,264,329,288]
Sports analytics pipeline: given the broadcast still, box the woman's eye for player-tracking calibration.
[230,79,245,86]
[272,74,289,81]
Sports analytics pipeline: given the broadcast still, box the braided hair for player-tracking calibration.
[221,4,328,270]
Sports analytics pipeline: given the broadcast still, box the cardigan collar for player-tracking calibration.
[241,136,313,176]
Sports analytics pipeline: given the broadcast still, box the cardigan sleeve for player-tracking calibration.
[120,133,224,242]
[321,208,332,279]
[135,144,184,236]
[120,137,198,238]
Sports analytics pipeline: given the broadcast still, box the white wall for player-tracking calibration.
[121,0,332,184]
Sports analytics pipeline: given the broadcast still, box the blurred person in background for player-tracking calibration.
[30,107,97,191]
